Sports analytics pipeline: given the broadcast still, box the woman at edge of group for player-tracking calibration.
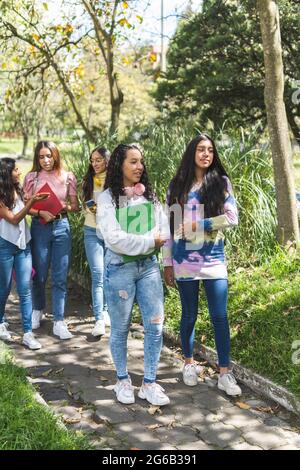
[82,146,110,337]
[163,134,242,396]
[97,143,170,406]
[23,141,79,340]
[0,158,48,349]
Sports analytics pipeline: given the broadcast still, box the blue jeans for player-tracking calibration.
[104,249,164,382]
[84,226,107,321]
[31,218,71,321]
[177,279,230,367]
[0,236,33,333]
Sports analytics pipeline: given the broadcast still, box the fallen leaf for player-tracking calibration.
[233,324,242,333]
[146,424,163,430]
[207,367,216,377]
[254,405,279,414]
[283,306,299,316]
[67,385,73,397]
[55,368,64,374]
[41,368,53,377]
[167,420,176,429]
[235,401,251,410]
[98,376,109,382]
[148,406,162,416]
[201,335,207,343]
[63,417,81,424]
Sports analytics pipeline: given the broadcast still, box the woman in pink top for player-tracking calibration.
[23,141,79,340]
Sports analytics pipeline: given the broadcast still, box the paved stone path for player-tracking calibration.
[4,285,300,450]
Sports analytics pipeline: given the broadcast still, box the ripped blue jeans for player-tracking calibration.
[104,249,164,382]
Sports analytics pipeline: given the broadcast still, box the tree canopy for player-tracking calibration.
[155,0,300,140]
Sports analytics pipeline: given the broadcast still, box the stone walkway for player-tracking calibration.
[4,284,300,451]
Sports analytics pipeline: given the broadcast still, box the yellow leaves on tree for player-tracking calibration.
[149,52,157,63]
[118,18,132,29]
[74,64,84,79]
[31,33,41,42]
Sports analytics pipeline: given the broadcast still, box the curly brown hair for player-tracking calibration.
[104,143,157,208]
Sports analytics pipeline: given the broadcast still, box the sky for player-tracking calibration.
[46,0,203,46]
[133,0,203,44]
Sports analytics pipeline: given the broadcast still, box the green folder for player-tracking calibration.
[116,202,157,263]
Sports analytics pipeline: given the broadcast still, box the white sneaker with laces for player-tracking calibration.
[182,363,201,386]
[23,332,41,350]
[218,372,242,396]
[92,320,105,337]
[138,382,170,406]
[32,309,43,329]
[0,323,12,340]
[113,377,135,404]
[102,310,111,326]
[53,321,73,340]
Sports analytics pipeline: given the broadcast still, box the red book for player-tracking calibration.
[31,182,64,224]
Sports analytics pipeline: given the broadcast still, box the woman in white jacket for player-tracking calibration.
[97,143,170,407]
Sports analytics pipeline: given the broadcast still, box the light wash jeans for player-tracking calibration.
[31,217,71,321]
[0,236,32,332]
[104,249,164,383]
[84,226,107,321]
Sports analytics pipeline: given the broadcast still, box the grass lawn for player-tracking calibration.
[163,249,300,398]
[0,138,35,157]
[0,350,91,450]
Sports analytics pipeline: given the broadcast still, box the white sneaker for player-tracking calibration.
[182,363,201,386]
[138,382,170,406]
[218,372,242,396]
[102,310,111,326]
[114,377,135,404]
[23,332,41,350]
[0,323,12,340]
[91,320,105,337]
[53,321,73,340]
[32,309,43,329]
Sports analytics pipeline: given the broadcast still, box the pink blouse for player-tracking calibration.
[23,169,77,205]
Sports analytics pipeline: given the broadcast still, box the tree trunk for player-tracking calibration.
[81,0,124,136]
[50,61,96,143]
[21,130,28,157]
[257,0,300,246]
[109,72,124,135]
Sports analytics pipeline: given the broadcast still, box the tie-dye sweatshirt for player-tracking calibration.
[162,176,238,280]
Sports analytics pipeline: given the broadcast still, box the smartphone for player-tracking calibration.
[86,199,96,208]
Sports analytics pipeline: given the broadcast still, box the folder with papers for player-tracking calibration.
[31,182,64,224]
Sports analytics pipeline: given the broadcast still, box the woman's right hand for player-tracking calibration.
[154,233,167,249]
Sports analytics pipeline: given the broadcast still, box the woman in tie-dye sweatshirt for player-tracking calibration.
[163,134,242,397]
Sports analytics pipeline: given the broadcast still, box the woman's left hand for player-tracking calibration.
[164,266,175,288]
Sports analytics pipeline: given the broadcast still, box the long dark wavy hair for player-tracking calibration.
[168,134,229,218]
[0,158,23,210]
[82,147,110,202]
[104,143,156,208]
[31,141,62,173]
